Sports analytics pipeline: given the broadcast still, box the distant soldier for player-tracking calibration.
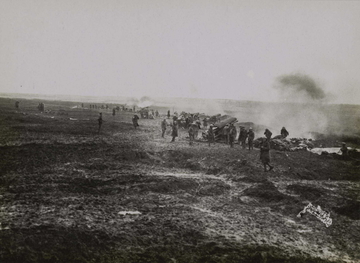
[155,110,159,118]
[239,127,248,149]
[228,123,237,148]
[185,117,190,129]
[223,124,229,144]
[161,119,167,138]
[38,103,45,112]
[247,127,255,150]
[171,117,178,142]
[15,101,19,109]
[340,142,348,159]
[195,120,201,137]
[98,113,103,134]
[188,123,195,145]
[208,124,215,146]
[281,127,289,138]
[132,114,139,129]
[112,108,116,116]
[203,118,208,129]
[260,138,273,172]
[167,110,170,119]
[264,129,272,140]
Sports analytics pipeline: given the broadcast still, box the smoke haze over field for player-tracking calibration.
[275,74,326,101]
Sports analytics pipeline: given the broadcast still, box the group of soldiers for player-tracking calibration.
[160,114,279,172]
[37,103,45,112]
[95,107,290,172]
[221,125,255,149]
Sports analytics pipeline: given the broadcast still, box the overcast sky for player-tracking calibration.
[1,0,360,104]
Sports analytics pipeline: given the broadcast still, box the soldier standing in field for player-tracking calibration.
[340,142,349,160]
[264,129,272,140]
[281,127,289,138]
[239,127,248,149]
[161,119,167,138]
[188,123,195,145]
[223,124,229,144]
[132,114,139,129]
[171,117,178,142]
[260,138,273,172]
[208,124,215,146]
[112,108,116,116]
[98,113,103,134]
[228,123,237,148]
[247,127,255,150]
[167,110,171,119]
[203,118,208,129]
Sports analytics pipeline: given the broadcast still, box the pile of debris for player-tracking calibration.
[254,136,315,151]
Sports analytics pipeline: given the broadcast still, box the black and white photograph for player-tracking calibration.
[0,1,359,262]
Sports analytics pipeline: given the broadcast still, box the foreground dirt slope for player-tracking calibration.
[0,98,359,263]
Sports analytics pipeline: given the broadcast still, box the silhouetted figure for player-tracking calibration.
[161,119,167,138]
[188,124,195,145]
[228,124,236,148]
[281,127,289,138]
[208,125,215,146]
[98,113,103,134]
[340,142,348,160]
[247,127,255,150]
[264,129,272,140]
[260,138,273,172]
[15,101,20,109]
[132,115,139,129]
[167,110,170,119]
[171,117,178,142]
[112,108,116,116]
[239,127,247,149]
[223,125,229,144]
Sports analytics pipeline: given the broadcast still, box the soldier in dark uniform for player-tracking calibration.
[132,114,139,129]
[188,124,195,145]
[247,127,255,150]
[203,118,208,129]
[340,142,348,160]
[161,119,167,138]
[171,117,178,142]
[208,124,215,146]
[229,123,237,148]
[239,127,248,149]
[98,113,103,134]
[167,110,170,119]
[223,124,229,144]
[112,108,116,116]
[281,127,289,138]
[260,138,273,172]
[264,129,272,140]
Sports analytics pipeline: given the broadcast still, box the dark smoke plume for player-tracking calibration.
[275,73,326,100]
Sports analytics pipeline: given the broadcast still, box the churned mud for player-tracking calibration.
[0,98,359,263]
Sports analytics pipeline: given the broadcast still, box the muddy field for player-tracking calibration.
[0,97,359,263]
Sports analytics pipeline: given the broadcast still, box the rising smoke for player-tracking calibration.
[256,73,330,138]
[274,73,326,102]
